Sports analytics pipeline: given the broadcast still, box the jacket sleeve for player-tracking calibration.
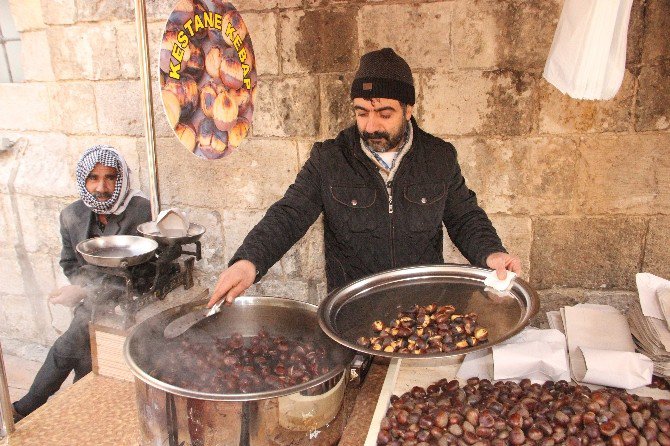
[58,211,85,285]
[442,144,506,267]
[229,144,324,279]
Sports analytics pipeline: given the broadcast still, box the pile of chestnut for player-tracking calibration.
[377,377,670,446]
[160,0,256,159]
[150,330,331,393]
[357,303,489,354]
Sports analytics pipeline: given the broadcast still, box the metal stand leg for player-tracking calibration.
[0,342,16,437]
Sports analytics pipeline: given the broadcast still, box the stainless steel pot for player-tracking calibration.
[124,296,355,446]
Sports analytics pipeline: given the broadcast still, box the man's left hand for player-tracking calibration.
[486,252,522,280]
[48,285,88,307]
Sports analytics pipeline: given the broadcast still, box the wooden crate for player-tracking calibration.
[89,324,134,382]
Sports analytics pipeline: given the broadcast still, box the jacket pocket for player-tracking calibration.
[330,186,378,232]
[404,182,446,232]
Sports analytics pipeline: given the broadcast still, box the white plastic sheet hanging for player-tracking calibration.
[543,0,634,100]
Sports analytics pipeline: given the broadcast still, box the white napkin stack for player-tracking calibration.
[457,327,571,383]
[627,273,670,379]
[563,304,652,389]
[543,0,634,100]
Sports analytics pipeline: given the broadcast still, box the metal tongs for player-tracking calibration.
[163,298,225,339]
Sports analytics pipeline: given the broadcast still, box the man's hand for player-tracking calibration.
[486,252,522,280]
[48,285,88,307]
[208,260,257,307]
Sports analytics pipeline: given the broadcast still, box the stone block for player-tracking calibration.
[640,0,670,64]
[69,135,142,191]
[48,82,98,134]
[452,0,560,71]
[157,136,298,210]
[538,72,635,134]
[180,206,226,283]
[12,133,75,198]
[297,140,315,167]
[94,81,144,136]
[114,24,139,80]
[626,0,645,67]
[244,12,279,76]
[298,217,326,282]
[75,0,134,21]
[281,8,358,74]
[221,208,266,264]
[152,75,176,138]
[636,63,670,131]
[253,76,319,137]
[451,135,582,215]
[236,0,302,12]
[25,252,58,298]
[47,25,121,80]
[15,196,66,255]
[358,3,451,70]
[21,30,56,81]
[644,217,670,279]
[530,217,646,290]
[576,133,670,214]
[8,0,45,31]
[583,290,639,313]
[489,214,532,278]
[145,0,173,21]
[41,0,76,25]
[0,84,52,131]
[0,195,18,247]
[0,134,21,194]
[0,249,25,295]
[420,69,536,136]
[319,73,356,139]
[0,294,40,341]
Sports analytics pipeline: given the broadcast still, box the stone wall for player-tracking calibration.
[0,0,668,356]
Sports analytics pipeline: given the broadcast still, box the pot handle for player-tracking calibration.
[348,353,372,387]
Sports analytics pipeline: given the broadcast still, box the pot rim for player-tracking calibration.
[123,295,355,401]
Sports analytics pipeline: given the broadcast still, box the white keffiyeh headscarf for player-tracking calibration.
[75,145,143,215]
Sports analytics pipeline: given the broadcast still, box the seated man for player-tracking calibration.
[12,145,151,420]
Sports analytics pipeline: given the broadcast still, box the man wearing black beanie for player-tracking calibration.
[209,48,521,305]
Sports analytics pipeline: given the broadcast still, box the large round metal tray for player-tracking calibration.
[76,235,158,267]
[137,222,205,246]
[318,264,540,359]
[124,296,355,401]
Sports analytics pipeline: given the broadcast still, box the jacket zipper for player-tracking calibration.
[386,179,395,268]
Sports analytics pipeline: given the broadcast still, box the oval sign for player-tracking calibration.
[160,0,257,160]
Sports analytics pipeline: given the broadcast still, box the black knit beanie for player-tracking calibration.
[350,48,415,105]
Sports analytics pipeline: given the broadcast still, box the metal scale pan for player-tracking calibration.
[318,264,540,360]
[76,235,158,268]
[137,222,205,246]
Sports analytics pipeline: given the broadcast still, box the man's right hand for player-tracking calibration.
[208,260,257,307]
[48,285,88,307]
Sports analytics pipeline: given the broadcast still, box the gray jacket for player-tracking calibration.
[59,196,152,284]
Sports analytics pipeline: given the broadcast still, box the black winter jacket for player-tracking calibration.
[231,119,506,292]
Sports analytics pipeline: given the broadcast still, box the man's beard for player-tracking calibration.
[361,125,406,153]
[93,192,113,202]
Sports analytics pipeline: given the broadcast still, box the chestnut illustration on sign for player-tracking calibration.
[160,0,256,160]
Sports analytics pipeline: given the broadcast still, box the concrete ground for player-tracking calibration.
[3,354,73,407]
